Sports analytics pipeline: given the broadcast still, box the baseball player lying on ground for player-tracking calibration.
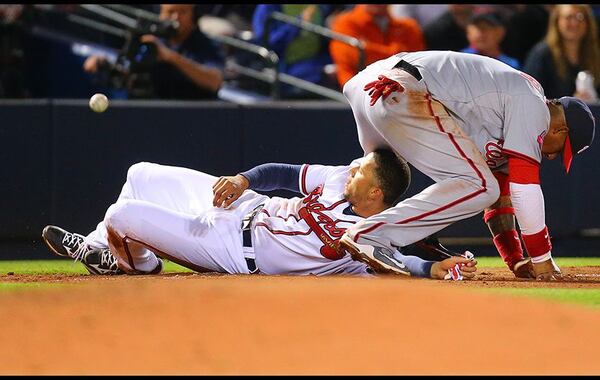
[42,148,476,280]
[338,50,596,281]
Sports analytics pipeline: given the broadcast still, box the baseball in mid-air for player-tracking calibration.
[89,93,109,113]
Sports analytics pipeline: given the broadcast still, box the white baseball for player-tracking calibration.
[89,93,109,113]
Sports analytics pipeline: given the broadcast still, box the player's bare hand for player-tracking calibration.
[83,55,107,73]
[140,34,176,63]
[430,256,477,280]
[363,75,404,106]
[212,174,249,208]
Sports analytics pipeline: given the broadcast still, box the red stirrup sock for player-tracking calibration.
[522,226,552,263]
[492,230,525,270]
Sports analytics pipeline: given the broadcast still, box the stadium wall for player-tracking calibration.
[1,99,599,257]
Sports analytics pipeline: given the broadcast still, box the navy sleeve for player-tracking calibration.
[240,163,302,193]
[392,250,435,278]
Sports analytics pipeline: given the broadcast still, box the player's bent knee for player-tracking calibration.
[126,161,154,182]
[104,201,136,234]
[481,180,501,209]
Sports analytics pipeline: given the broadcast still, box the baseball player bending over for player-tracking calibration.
[339,50,595,281]
[42,148,476,280]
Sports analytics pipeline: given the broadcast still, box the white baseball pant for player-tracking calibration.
[85,162,268,274]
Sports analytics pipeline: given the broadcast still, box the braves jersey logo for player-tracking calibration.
[484,139,507,168]
[299,186,347,260]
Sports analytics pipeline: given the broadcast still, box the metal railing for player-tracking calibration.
[204,33,281,99]
[206,32,347,102]
[267,10,366,73]
[79,4,138,29]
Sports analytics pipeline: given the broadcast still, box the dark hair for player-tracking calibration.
[372,148,411,206]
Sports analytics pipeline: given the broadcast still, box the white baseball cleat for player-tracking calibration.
[532,257,562,281]
[512,258,535,279]
[339,233,411,276]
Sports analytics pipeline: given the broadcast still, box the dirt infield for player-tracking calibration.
[1,266,600,375]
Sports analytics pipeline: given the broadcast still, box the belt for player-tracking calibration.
[393,59,422,81]
[241,204,264,274]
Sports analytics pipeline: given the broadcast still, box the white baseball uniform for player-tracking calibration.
[84,161,372,276]
[343,50,550,249]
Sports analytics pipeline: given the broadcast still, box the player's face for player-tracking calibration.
[542,111,569,159]
[542,135,567,160]
[343,154,379,206]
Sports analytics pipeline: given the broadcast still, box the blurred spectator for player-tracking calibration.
[423,4,474,51]
[523,4,600,101]
[389,4,448,29]
[323,4,352,29]
[252,4,333,98]
[329,4,425,88]
[0,5,28,98]
[498,5,550,65]
[196,4,257,35]
[84,4,224,100]
[461,10,520,69]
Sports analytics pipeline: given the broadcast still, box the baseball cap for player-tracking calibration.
[559,96,596,173]
[469,10,504,27]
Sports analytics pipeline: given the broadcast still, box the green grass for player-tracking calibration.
[2,257,596,275]
[0,259,193,292]
[1,258,600,309]
[486,288,600,309]
[0,259,193,275]
[475,256,600,268]
[468,256,600,310]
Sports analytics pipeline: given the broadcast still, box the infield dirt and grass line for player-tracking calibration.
[0,258,599,375]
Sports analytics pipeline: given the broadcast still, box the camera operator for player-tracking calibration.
[83,4,224,100]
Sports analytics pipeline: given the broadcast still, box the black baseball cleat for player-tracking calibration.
[42,225,94,261]
[401,235,464,262]
[83,248,164,276]
[82,248,125,275]
[339,234,411,276]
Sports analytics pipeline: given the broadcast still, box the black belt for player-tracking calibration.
[241,204,264,274]
[393,59,422,81]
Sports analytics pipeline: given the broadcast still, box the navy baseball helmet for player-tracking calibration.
[558,96,596,173]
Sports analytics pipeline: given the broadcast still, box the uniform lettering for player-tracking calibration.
[485,139,507,168]
[298,186,347,260]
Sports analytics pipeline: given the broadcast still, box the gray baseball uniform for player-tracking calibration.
[343,50,549,249]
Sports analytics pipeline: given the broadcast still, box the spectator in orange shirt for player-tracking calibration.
[329,4,425,89]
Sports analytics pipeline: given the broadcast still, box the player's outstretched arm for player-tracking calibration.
[212,163,303,208]
[393,250,477,280]
[430,256,478,280]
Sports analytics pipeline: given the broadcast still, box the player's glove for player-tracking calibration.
[363,75,404,106]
